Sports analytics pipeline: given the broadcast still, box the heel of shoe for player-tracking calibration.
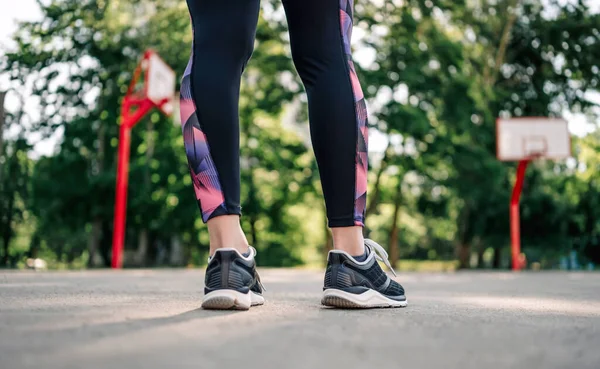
[202,290,252,310]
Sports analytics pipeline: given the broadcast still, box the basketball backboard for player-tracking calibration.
[496,118,571,161]
[145,51,176,116]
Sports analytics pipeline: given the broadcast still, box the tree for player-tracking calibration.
[1,0,598,268]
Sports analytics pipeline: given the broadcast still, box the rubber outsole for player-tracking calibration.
[251,292,265,306]
[202,290,251,310]
[321,289,407,309]
[202,290,264,310]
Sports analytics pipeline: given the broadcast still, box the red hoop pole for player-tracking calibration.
[111,96,154,269]
[111,122,131,269]
[510,160,529,271]
[111,50,174,268]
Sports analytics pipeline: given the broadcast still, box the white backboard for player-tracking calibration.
[496,118,571,161]
[146,52,176,115]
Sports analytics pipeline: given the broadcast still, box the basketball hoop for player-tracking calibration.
[496,117,571,271]
[523,136,548,159]
[496,117,570,161]
[112,50,176,269]
[524,150,547,161]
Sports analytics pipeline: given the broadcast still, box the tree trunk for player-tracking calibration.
[457,243,471,269]
[99,220,111,267]
[88,121,106,268]
[484,0,520,87]
[169,234,184,266]
[474,238,485,268]
[0,91,6,184]
[2,190,15,266]
[2,234,9,267]
[365,142,392,219]
[477,247,485,269]
[28,234,40,259]
[136,229,149,266]
[67,250,76,267]
[388,224,399,268]
[492,247,501,269]
[0,91,5,265]
[388,177,403,267]
[249,215,258,246]
[456,204,472,269]
[87,218,102,267]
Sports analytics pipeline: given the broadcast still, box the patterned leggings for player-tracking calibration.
[180,0,368,227]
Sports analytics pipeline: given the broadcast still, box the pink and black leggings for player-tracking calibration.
[180,0,368,228]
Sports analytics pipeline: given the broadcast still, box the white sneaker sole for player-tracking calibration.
[251,291,265,306]
[321,289,408,309]
[202,290,264,310]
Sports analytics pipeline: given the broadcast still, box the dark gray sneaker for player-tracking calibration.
[202,247,265,310]
[322,239,407,308]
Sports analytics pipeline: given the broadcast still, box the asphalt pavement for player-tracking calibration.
[1,269,599,369]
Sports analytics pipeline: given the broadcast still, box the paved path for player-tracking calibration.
[1,270,599,369]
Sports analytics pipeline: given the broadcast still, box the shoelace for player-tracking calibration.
[364,238,398,277]
[248,246,267,292]
[255,270,267,292]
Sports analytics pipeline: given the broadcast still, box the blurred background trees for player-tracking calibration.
[0,0,598,269]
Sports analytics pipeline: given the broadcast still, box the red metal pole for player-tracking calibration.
[111,98,154,269]
[111,121,132,269]
[110,51,170,268]
[510,160,529,271]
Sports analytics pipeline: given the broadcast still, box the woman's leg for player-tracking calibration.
[181,0,260,254]
[282,0,367,255]
[283,2,407,307]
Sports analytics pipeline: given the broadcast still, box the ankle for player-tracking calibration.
[331,226,365,256]
[207,215,250,256]
[209,242,249,256]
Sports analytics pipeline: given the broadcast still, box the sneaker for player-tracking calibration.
[202,247,265,310]
[321,239,407,308]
